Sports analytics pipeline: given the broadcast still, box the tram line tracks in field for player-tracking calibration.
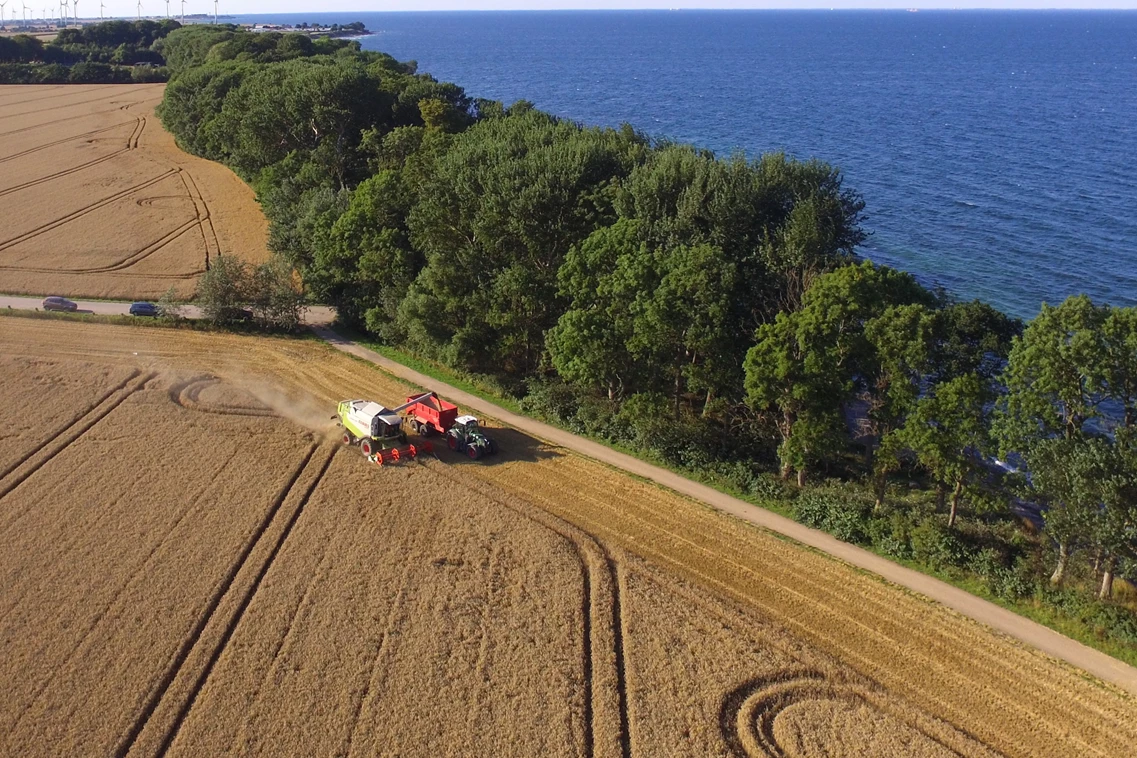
[0,169,177,252]
[0,370,154,504]
[115,443,337,758]
[0,118,137,165]
[420,459,633,758]
[0,116,145,199]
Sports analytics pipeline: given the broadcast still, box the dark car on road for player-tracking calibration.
[129,302,159,317]
[42,296,77,312]
[219,307,255,322]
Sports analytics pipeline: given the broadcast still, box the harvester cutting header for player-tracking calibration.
[336,391,497,466]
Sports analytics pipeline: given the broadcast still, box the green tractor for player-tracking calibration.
[446,415,498,460]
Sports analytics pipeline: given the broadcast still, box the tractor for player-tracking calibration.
[446,415,498,460]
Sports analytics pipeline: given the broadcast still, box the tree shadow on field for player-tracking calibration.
[425,424,562,468]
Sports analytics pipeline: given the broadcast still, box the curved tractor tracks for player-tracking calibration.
[115,376,336,758]
[151,377,633,758]
[421,459,633,758]
[719,669,1000,758]
[0,95,218,282]
[0,115,146,200]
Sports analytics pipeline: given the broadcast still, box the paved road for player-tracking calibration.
[315,326,1137,698]
[0,295,335,325]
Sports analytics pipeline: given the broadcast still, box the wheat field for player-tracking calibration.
[0,84,268,299]
[1,317,1135,757]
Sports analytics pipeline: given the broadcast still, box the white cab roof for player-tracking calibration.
[456,415,478,425]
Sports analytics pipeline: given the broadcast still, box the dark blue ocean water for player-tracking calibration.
[232,10,1137,320]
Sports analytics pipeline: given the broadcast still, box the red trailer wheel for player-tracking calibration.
[420,424,433,438]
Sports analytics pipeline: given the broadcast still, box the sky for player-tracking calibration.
[6,0,1135,26]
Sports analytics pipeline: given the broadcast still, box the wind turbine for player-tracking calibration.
[71,0,76,23]
[164,0,167,17]
[21,2,28,27]
[213,0,217,24]
[179,0,184,22]
[136,0,141,19]
[99,0,103,18]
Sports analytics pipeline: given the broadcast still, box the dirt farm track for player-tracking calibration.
[1,317,1135,757]
[0,84,268,299]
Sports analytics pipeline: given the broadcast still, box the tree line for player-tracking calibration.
[0,19,180,84]
[158,32,1137,646]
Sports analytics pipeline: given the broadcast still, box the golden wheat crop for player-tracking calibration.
[0,84,268,300]
[1,316,1135,757]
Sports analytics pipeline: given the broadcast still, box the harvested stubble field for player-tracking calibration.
[1,316,1136,757]
[0,84,268,300]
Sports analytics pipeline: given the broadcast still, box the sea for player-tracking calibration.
[230,10,1137,320]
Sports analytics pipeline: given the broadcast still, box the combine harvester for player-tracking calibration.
[336,394,434,465]
[336,391,498,465]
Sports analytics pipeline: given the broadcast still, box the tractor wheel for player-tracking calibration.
[488,440,498,455]
[448,434,459,451]
[341,432,353,446]
[360,439,374,457]
[467,445,481,461]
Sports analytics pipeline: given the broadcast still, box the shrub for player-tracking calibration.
[250,257,306,331]
[520,379,581,424]
[196,255,251,325]
[793,490,872,544]
[867,511,916,559]
[910,519,968,570]
[156,286,187,320]
[990,562,1035,600]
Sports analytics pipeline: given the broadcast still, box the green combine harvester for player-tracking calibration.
[336,393,433,464]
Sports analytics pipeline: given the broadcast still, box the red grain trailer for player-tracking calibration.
[405,393,459,437]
